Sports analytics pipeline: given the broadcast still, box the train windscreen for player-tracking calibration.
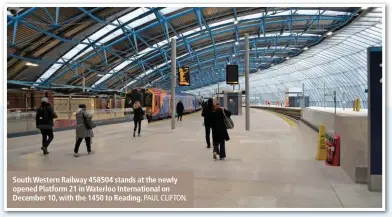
[125,94,133,108]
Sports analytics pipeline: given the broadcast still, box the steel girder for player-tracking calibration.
[114,34,320,89]
[8,7,355,92]
[96,17,339,90]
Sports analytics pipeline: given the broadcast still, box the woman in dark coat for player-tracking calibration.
[176,100,185,121]
[36,97,57,155]
[133,101,145,137]
[211,102,231,160]
[74,104,95,157]
[201,98,214,148]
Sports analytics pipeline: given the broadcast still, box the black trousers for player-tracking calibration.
[74,137,91,153]
[205,125,211,147]
[134,120,141,134]
[177,113,183,121]
[40,129,54,148]
[213,139,226,159]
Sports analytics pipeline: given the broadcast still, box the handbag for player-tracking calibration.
[222,109,234,129]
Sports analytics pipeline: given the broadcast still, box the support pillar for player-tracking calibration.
[245,33,250,131]
[171,38,176,130]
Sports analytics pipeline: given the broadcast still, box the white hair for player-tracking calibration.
[41,97,48,103]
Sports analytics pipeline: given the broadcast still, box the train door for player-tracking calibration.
[169,95,172,116]
[154,93,160,117]
[145,91,153,114]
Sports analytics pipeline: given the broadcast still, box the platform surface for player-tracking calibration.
[309,107,368,117]
[7,108,381,208]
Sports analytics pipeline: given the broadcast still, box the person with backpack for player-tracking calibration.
[133,101,144,137]
[211,101,232,160]
[74,104,95,157]
[176,100,185,121]
[36,97,57,155]
[201,98,214,148]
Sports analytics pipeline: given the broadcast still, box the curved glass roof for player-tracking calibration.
[186,7,382,108]
[7,7,366,93]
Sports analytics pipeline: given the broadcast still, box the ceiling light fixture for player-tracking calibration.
[303,47,309,50]
[232,54,236,57]
[361,7,368,10]
[234,20,238,25]
[235,41,239,45]
[326,31,333,36]
[97,74,104,77]
[25,62,38,67]
[286,57,290,60]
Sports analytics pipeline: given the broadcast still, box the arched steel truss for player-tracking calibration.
[7,7,362,93]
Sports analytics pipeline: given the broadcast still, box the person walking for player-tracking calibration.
[133,101,144,137]
[176,100,184,121]
[74,104,95,157]
[146,108,152,123]
[201,98,214,148]
[36,97,57,155]
[211,102,232,160]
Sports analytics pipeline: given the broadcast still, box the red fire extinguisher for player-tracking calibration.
[326,140,334,164]
[326,135,340,166]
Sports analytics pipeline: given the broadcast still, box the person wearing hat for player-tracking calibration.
[74,104,95,157]
[36,97,57,155]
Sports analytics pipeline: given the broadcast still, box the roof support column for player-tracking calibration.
[171,37,176,130]
[245,33,250,131]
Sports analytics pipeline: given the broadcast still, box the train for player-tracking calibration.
[125,88,203,121]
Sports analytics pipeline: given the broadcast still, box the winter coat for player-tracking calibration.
[36,104,55,130]
[133,107,145,121]
[211,108,231,142]
[75,109,94,138]
[201,104,214,127]
[176,102,184,115]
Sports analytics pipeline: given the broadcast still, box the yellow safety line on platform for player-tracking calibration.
[149,111,201,125]
[264,110,297,127]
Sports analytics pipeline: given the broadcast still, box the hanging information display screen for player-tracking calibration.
[226,65,239,84]
[178,67,190,86]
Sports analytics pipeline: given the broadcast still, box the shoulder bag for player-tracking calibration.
[83,112,96,129]
[222,109,234,129]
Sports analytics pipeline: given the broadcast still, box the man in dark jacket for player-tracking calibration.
[201,99,214,148]
[176,101,185,121]
[36,97,57,155]
[211,102,231,160]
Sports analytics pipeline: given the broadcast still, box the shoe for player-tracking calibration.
[219,157,225,160]
[213,152,218,160]
[41,146,49,155]
[206,145,211,148]
[74,153,79,157]
[138,134,141,137]
[88,151,93,155]
[133,132,136,137]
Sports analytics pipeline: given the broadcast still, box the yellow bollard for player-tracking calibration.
[316,125,327,160]
[353,99,356,111]
[356,99,361,111]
